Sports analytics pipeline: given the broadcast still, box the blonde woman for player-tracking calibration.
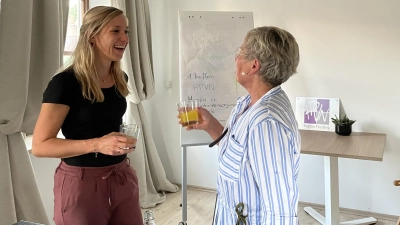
[32,6,142,225]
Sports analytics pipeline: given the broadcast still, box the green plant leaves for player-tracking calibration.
[331,114,356,126]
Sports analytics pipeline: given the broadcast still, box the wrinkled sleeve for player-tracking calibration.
[248,118,299,220]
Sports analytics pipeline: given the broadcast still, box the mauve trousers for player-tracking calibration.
[53,158,143,225]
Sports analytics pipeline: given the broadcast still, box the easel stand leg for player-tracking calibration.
[179,146,188,225]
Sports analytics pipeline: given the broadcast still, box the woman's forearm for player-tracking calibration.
[205,117,225,142]
[32,137,96,158]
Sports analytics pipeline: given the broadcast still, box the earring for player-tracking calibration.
[241,72,246,76]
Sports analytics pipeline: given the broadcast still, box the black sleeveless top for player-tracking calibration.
[42,69,127,167]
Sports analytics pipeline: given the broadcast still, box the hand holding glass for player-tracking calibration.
[177,100,199,127]
[119,124,140,150]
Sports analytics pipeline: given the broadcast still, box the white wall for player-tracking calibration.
[146,0,400,216]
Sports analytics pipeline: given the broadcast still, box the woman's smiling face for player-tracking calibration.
[92,14,129,63]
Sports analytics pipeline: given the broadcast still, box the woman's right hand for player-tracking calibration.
[185,107,216,132]
[93,132,136,155]
[176,106,224,143]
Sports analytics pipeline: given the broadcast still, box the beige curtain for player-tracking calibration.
[111,0,179,208]
[0,0,69,224]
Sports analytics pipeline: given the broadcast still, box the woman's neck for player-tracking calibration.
[247,77,274,106]
[95,59,112,80]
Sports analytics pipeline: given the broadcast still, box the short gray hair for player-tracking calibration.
[242,26,300,86]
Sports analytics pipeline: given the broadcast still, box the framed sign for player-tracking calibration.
[295,97,340,131]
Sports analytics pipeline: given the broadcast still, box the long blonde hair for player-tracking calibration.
[63,6,129,102]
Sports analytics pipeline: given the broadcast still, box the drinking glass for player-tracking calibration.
[119,124,140,150]
[143,210,156,224]
[177,100,199,127]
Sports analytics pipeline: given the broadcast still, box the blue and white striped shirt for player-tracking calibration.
[213,86,301,225]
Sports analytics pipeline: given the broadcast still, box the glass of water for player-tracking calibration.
[119,124,140,150]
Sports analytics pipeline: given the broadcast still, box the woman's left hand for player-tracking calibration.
[95,132,137,155]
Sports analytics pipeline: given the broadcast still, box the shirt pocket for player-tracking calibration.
[218,134,245,182]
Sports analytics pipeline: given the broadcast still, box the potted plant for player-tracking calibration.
[331,114,356,136]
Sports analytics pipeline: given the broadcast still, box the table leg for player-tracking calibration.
[304,156,377,225]
[304,206,325,224]
[325,156,340,225]
[340,217,377,224]
[304,156,339,225]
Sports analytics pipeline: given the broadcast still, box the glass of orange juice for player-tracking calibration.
[177,100,199,127]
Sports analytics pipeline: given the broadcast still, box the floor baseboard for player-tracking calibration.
[174,183,398,222]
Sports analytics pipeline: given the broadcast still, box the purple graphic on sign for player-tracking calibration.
[304,99,330,125]
[304,111,316,123]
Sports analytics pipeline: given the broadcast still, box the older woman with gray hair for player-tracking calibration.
[184,26,301,224]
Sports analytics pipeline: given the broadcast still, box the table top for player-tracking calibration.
[300,130,386,161]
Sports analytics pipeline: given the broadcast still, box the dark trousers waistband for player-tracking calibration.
[56,158,131,180]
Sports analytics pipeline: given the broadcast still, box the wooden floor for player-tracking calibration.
[141,188,397,225]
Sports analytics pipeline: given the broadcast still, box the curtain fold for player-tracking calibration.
[127,102,179,208]
[0,0,69,223]
[111,0,179,208]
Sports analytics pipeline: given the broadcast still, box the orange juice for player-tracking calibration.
[179,109,199,127]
